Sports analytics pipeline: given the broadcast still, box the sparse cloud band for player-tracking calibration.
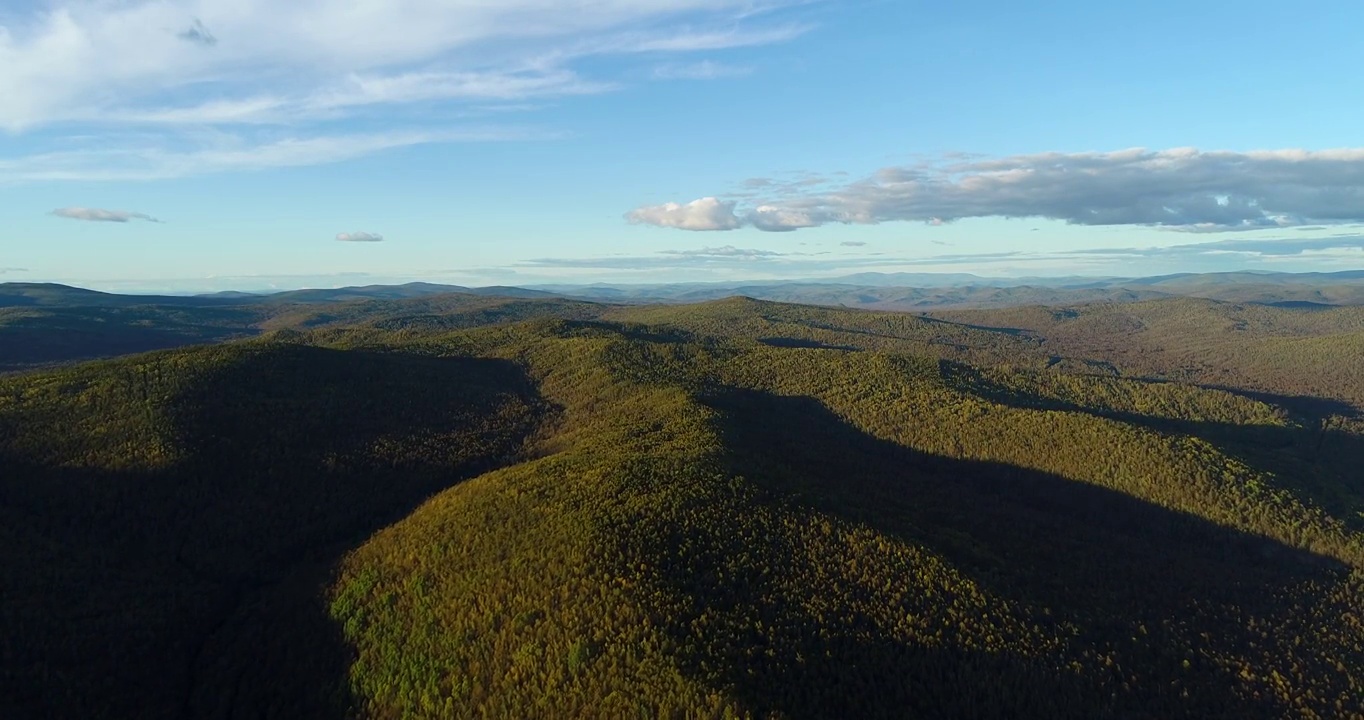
[336,231,384,242]
[628,148,1364,233]
[50,207,161,223]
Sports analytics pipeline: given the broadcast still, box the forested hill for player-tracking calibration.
[6,269,1364,374]
[932,297,1364,409]
[2,296,1363,718]
[0,289,604,372]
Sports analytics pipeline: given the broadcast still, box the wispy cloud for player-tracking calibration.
[0,267,28,274]
[0,1,810,132]
[1078,234,1364,259]
[622,24,809,53]
[661,245,786,259]
[336,231,384,243]
[629,148,1364,233]
[516,231,1364,279]
[840,241,867,247]
[521,244,843,272]
[50,207,161,223]
[653,60,752,80]
[2,128,545,182]
[108,70,613,127]
[0,1,812,180]
[854,235,1364,271]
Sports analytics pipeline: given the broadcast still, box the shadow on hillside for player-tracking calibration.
[1108,412,1364,535]
[678,389,1356,720]
[1197,384,1358,419]
[0,346,543,720]
[943,370,1364,534]
[915,313,1034,337]
[758,337,858,351]
[0,306,262,372]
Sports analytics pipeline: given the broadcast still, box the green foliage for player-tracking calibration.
[0,342,542,718]
[3,296,1363,719]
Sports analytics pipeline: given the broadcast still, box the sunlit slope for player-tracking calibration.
[330,318,1364,719]
[935,297,1364,408]
[0,342,544,719]
[257,294,605,335]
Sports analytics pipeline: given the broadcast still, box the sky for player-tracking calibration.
[3,0,1364,293]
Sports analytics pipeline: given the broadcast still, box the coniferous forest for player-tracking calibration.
[2,290,1363,719]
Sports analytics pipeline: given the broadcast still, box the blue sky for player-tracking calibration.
[3,0,1364,292]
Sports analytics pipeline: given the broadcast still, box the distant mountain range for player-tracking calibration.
[4,269,1364,314]
[527,270,1364,308]
[0,281,556,308]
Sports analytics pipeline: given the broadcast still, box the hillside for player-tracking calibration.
[0,343,545,718]
[6,271,1364,374]
[2,297,1362,718]
[0,290,604,372]
[935,298,1364,408]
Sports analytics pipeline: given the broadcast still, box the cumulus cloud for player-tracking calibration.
[336,231,384,242]
[50,207,161,223]
[626,197,742,231]
[750,205,822,232]
[629,148,1364,233]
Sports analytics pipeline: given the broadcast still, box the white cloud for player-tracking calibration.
[0,1,809,132]
[0,1,811,181]
[623,24,808,52]
[749,205,822,231]
[50,207,161,222]
[630,148,1364,233]
[336,231,384,243]
[626,197,742,231]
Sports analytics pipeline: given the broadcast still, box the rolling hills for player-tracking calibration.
[2,291,1363,718]
[531,270,1364,309]
[6,270,1364,372]
[0,289,602,373]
